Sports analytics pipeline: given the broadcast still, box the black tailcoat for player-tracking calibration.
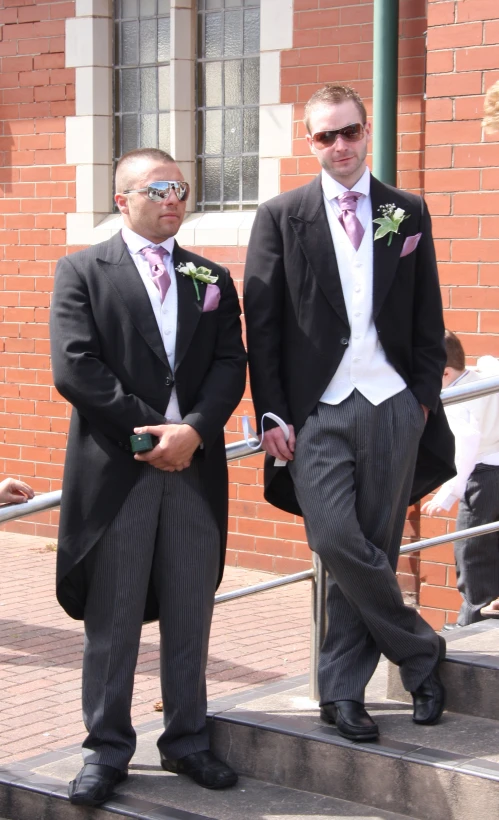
[50,232,247,620]
[243,174,455,515]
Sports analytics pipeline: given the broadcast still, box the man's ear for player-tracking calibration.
[442,367,452,387]
[305,133,316,156]
[115,193,129,215]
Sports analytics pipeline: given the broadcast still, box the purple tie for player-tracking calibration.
[141,245,171,303]
[337,191,365,251]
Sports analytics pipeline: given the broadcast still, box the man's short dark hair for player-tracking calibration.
[444,329,466,371]
[304,85,367,133]
[115,148,176,192]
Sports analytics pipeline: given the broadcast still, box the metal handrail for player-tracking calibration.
[2,373,499,700]
[3,373,499,531]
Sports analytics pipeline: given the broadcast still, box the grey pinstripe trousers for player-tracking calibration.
[289,390,440,703]
[80,458,220,770]
[455,463,499,625]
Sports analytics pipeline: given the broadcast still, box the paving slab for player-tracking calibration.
[0,531,310,766]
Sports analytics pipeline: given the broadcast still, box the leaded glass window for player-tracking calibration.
[114,0,171,161]
[196,0,260,211]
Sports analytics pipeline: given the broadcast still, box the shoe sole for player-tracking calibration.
[320,712,379,742]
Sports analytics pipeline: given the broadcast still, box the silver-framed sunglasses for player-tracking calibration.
[121,180,190,202]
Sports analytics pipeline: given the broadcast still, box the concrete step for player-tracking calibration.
[0,746,417,820]
[387,620,499,720]
[206,660,499,820]
[3,621,499,820]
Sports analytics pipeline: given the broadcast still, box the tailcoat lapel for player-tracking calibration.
[370,175,406,320]
[288,176,349,328]
[96,232,170,368]
[172,242,205,371]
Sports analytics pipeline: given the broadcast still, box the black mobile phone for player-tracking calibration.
[130,433,156,453]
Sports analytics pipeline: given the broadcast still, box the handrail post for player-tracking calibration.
[309,554,326,701]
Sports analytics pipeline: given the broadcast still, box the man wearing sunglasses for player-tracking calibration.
[50,148,246,806]
[244,85,455,741]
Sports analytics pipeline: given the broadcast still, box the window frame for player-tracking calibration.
[65,0,293,247]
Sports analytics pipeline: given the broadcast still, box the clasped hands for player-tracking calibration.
[133,424,202,472]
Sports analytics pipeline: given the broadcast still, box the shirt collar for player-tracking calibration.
[448,369,469,388]
[122,225,175,256]
[321,166,371,202]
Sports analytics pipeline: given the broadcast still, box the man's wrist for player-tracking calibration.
[182,423,203,449]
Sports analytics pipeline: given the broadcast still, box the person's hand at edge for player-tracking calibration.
[0,478,35,505]
[421,498,452,517]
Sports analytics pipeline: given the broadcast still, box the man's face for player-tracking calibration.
[306,100,371,188]
[115,159,187,244]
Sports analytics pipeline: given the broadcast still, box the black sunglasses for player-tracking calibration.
[311,123,365,148]
[121,180,190,202]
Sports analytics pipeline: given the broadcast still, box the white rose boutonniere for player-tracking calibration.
[373,204,410,246]
[176,261,219,301]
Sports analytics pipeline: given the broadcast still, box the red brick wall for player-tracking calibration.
[418,0,499,629]
[0,0,75,538]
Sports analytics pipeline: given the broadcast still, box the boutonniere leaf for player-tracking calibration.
[176,262,219,301]
[373,204,410,246]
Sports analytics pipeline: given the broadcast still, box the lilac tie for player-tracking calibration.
[141,245,171,303]
[337,191,365,251]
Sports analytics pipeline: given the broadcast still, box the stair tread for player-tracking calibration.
[208,657,499,774]
[441,620,499,669]
[1,756,418,820]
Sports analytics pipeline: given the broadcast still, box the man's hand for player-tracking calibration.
[0,478,34,505]
[133,424,202,472]
[262,425,296,462]
[421,404,429,423]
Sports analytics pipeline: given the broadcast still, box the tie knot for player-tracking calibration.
[338,191,361,213]
[141,245,168,266]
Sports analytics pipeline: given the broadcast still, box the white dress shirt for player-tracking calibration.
[320,167,406,406]
[432,360,499,511]
[122,225,182,423]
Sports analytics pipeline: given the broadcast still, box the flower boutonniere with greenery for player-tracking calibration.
[373,204,410,246]
[176,262,219,301]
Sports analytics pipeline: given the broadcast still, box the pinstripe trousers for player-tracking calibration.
[289,390,441,704]
[455,464,499,625]
[80,458,220,770]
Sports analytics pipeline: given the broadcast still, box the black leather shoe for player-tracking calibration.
[160,750,238,789]
[320,700,379,742]
[68,763,128,806]
[411,637,446,725]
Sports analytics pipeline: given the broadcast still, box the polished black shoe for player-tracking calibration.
[411,638,446,725]
[68,763,128,806]
[160,750,238,789]
[320,700,379,742]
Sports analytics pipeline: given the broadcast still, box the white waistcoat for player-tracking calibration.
[320,198,407,406]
